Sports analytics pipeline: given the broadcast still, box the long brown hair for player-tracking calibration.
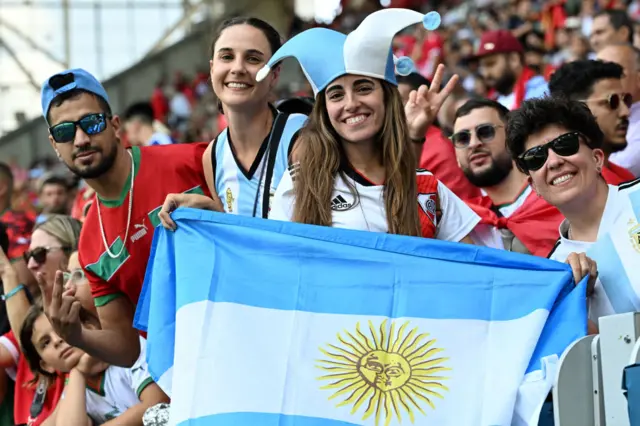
[292,79,420,236]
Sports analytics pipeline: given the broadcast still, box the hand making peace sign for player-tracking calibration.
[41,270,83,348]
[404,63,459,141]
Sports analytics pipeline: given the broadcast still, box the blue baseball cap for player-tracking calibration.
[41,68,110,123]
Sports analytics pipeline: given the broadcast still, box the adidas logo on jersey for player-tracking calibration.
[331,194,353,211]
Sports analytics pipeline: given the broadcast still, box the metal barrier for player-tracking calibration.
[554,312,640,426]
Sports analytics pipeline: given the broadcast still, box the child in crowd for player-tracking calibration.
[19,305,167,425]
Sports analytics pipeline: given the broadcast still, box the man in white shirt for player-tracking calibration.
[123,102,174,146]
[598,43,640,176]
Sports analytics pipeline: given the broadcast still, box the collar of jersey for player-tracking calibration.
[97,146,141,208]
[339,152,383,187]
[226,105,278,180]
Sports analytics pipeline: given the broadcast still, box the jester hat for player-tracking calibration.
[256,9,441,95]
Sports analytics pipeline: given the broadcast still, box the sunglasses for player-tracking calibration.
[451,124,502,149]
[63,268,86,284]
[517,132,581,172]
[49,113,109,143]
[584,93,632,111]
[24,246,70,265]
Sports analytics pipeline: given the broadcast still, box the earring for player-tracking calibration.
[596,166,602,173]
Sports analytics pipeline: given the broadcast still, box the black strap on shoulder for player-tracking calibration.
[253,112,289,218]
[210,134,220,181]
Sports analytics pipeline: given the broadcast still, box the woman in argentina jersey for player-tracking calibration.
[506,97,621,327]
[159,17,307,224]
[262,9,480,241]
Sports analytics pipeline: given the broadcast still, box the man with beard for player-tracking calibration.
[452,99,564,256]
[476,30,548,111]
[597,44,640,177]
[549,59,635,184]
[39,69,211,368]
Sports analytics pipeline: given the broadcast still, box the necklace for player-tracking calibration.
[97,149,134,259]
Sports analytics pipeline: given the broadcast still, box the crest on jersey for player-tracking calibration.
[629,220,640,253]
[225,188,235,213]
[331,194,354,211]
[418,193,438,225]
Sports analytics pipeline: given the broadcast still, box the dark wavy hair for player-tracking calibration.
[548,60,623,100]
[506,96,604,173]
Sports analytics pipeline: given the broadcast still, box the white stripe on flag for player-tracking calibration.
[169,301,550,426]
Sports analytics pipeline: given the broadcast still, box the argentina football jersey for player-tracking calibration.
[549,180,640,321]
[213,111,307,218]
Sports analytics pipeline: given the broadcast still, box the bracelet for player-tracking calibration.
[411,136,426,144]
[2,284,25,301]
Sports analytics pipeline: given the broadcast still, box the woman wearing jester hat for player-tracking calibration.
[159,16,309,226]
[266,9,480,241]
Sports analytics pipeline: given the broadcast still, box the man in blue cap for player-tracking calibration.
[39,68,215,367]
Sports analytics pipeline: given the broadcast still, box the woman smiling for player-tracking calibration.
[265,9,479,241]
[506,96,637,325]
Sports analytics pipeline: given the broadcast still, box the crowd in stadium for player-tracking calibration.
[0,0,639,424]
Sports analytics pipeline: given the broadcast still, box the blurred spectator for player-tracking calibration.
[70,184,95,223]
[476,30,549,110]
[549,59,634,183]
[598,43,640,176]
[590,9,634,52]
[166,86,192,137]
[150,79,169,124]
[0,163,35,290]
[36,174,70,224]
[123,102,175,146]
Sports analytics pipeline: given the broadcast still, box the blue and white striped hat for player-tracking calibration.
[256,9,441,95]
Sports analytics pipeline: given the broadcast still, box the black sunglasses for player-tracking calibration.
[24,246,70,265]
[49,113,109,143]
[451,124,502,149]
[517,132,582,172]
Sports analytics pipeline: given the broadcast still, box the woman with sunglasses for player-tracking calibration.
[25,215,82,306]
[262,9,479,241]
[0,215,81,426]
[506,96,639,325]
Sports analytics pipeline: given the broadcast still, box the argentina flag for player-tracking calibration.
[134,208,586,426]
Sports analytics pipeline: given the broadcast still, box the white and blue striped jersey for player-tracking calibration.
[549,181,640,321]
[213,112,307,217]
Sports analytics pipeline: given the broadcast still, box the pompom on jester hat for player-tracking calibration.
[256,9,441,95]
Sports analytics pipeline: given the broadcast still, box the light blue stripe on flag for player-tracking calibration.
[588,233,640,313]
[181,413,362,426]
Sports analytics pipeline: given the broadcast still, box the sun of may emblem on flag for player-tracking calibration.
[316,320,450,426]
